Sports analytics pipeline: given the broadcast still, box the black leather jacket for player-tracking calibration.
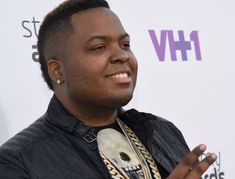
[0,96,189,178]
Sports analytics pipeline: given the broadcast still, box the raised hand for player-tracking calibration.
[167,144,217,179]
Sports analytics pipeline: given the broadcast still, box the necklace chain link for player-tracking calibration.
[117,119,162,179]
[99,119,162,179]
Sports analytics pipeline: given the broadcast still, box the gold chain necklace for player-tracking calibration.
[99,152,129,179]
[117,118,162,179]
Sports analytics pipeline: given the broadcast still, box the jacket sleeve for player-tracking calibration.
[0,153,29,179]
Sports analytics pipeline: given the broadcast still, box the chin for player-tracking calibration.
[113,94,133,108]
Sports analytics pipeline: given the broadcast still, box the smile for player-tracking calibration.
[109,73,129,79]
[107,72,132,84]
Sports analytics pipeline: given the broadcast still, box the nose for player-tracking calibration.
[110,47,129,64]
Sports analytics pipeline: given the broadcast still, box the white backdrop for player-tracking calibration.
[0,1,234,178]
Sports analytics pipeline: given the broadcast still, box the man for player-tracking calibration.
[0,0,216,178]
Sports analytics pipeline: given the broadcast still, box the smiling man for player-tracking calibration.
[50,7,138,127]
[0,0,216,178]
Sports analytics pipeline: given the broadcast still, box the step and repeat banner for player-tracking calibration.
[0,0,234,178]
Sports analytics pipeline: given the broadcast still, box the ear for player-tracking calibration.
[47,59,64,86]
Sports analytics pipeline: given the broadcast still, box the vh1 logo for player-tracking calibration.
[149,30,202,61]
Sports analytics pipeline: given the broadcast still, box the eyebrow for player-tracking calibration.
[86,33,130,43]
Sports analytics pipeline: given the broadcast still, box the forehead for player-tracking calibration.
[70,7,126,38]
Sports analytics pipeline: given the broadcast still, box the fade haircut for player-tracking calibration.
[37,0,110,90]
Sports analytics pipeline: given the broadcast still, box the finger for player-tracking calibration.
[167,144,207,179]
[186,153,217,179]
[178,144,206,173]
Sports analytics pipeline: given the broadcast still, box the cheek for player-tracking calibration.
[64,60,105,89]
[134,59,138,71]
[130,56,138,75]
[63,58,91,78]
[65,70,100,98]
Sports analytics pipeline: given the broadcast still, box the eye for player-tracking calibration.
[91,45,105,51]
[121,41,130,50]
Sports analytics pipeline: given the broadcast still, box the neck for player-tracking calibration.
[79,109,118,127]
[55,93,118,127]
[71,106,118,127]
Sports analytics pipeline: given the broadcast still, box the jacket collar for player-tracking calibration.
[46,95,90,136]
[46,95,139,137]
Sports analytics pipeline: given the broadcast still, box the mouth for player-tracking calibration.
[106,71,132,84]
[108,73,129,79]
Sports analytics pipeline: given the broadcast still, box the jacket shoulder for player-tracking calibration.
[0,114,58,177]
[123,108,187,141]
[0,113,65,170]
[0,114,55,154]
[122,108,190,169]
[122,108,169,123]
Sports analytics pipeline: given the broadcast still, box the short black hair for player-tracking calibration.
[37,0,110,90]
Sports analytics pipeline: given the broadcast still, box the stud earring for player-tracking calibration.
[56,79,63,85]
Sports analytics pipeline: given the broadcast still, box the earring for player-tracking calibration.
[56,79,63,85]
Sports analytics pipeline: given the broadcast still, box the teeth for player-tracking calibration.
[111,73,128,78]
